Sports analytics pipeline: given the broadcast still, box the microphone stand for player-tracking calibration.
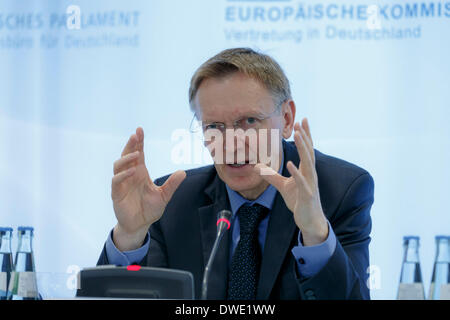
[201,210,231,300]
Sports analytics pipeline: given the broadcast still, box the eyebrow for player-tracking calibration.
[203,109,268,123]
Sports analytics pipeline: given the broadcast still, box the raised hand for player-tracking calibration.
[111,127,186,251]
[254,118,328,246]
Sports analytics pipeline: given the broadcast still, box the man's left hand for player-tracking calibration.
[255,118,328,246]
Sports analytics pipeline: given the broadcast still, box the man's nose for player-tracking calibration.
[223,131,247,152]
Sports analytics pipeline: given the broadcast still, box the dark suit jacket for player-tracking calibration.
[97,140,374,300]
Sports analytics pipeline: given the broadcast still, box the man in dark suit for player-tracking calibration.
[97,48,374,300]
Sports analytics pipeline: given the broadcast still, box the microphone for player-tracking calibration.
[201,209,232,300]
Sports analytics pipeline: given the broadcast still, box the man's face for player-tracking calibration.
[193,72,294,199]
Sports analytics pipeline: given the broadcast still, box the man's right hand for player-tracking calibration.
[111,127,186,252]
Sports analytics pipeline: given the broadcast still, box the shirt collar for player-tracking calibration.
[225,150,284,216]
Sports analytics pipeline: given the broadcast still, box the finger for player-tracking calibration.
[121,133,138,157]
[294,132,317,182]
[111,167,136,196]
[135,127,144,153]
[294,121,312,153]
[302,118,313,144]
[287,161,308,188]
[300,119,315,162]
[160,170,187,204]
[294,130,313,169]
[254,163,287,192]
[294,121,301,133]
[113,151,140,175]
[299,126,315,163]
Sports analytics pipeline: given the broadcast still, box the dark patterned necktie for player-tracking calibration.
[227,203,268,300]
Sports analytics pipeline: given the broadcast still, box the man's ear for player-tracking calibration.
[281,100,296,139]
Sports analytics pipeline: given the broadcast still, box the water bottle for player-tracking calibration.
[397,236,425,300]
[8,226,40,300]
[0,227,13,300]
[428,235,450,300]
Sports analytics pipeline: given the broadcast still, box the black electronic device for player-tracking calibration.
[76,265,194,299]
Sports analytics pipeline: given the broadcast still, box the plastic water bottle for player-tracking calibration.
[397,236,425,300]
[428,235,450,300]
[0,227,13,300]
[8,226,40,300]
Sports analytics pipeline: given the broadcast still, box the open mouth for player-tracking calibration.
[228,163,247,168]
[226,160,251,168]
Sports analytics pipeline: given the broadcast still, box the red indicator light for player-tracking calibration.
[127,265,141,271]
[217,218,231,230]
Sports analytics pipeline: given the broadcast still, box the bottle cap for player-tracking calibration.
[403,235,420,241]
[435,235,450,240]
[0,227,13,234]
[18,226,34,235]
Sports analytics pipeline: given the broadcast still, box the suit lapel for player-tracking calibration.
[198,174,231,299]
[256,140,299,299]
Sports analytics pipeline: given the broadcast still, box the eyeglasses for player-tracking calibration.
[189,104,282,134]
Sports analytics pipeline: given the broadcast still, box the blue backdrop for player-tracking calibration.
[1,0,449,299]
